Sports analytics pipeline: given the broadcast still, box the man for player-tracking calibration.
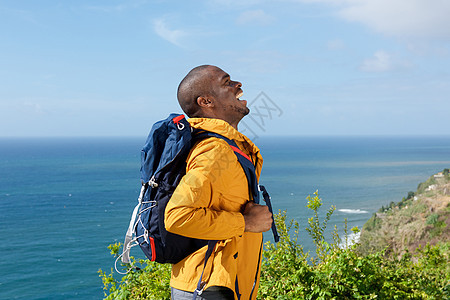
[165,65,273,300]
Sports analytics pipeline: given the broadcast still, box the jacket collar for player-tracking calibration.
[188,117,260,154]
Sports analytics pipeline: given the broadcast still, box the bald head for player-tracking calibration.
[177,65,217,117]
[177,65,248,129]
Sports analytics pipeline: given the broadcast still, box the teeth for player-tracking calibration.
[236,91,243,99]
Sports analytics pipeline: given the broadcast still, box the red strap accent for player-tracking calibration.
[172,115,185,124]
[230,145,252,162]
[149,237,156,261]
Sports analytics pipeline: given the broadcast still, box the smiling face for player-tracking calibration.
[205,66,249,128]
[177,65,250,129]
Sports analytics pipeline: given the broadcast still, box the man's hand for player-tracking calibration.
[243,201,273,233]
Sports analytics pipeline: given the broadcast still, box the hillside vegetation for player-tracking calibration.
[359,168,450,257]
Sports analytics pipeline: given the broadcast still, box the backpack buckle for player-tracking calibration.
[176,122,185,130]
[172,115,186,131]
[195,281,207,296]
[144,229,149,244]
[148,176,159,188]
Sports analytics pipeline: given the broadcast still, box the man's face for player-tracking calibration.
[208,66,250,122]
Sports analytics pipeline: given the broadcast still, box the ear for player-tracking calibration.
[196,96,215,108]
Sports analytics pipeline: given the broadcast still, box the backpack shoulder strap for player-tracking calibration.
[193,130,260,203]
[194,130,279,242]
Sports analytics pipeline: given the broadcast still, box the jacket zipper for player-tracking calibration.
[248,238,263,299]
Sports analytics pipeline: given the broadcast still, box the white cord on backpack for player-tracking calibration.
[115,239,139,274]
[121,184,147,264]
[117,179,157,274]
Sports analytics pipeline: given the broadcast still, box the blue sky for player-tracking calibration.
[1,0,449,137]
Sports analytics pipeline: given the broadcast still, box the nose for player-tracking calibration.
[233,81,242,88]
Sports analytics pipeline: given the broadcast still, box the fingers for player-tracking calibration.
[243,202,273,233]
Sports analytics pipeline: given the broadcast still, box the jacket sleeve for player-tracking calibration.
[164,138,246,240]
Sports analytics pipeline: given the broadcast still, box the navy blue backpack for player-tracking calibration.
[119,114,279,290]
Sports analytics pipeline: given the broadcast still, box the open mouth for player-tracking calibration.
[236,90,248,107]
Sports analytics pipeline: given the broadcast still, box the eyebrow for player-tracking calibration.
[221,74,230,82]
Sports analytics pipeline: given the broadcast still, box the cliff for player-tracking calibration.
[359,169,450,256]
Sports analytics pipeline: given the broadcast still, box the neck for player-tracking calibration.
[195,111,240,131]
[228,121,239,130]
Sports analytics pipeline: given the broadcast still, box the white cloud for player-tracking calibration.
[292,0,450,39]
[236,9,275,26]
[153,18,187,47]
[360,51,392,72]
[338,0,450,39]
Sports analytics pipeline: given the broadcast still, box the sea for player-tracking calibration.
[1,136,449,299]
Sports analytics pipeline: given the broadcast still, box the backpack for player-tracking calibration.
[119,113,279,275]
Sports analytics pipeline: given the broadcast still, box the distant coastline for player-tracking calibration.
[359,168,450,256]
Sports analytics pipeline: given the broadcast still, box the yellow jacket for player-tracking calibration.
[165,117,264,300]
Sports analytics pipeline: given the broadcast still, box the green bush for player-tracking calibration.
[98,243,171,300]
[407,191,415,200]
[417,177,437,194]
[426,213,439,226]
[259,192,449,299]
[362,215,378,232]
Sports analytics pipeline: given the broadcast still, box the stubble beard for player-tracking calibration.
[232,104,250,119]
